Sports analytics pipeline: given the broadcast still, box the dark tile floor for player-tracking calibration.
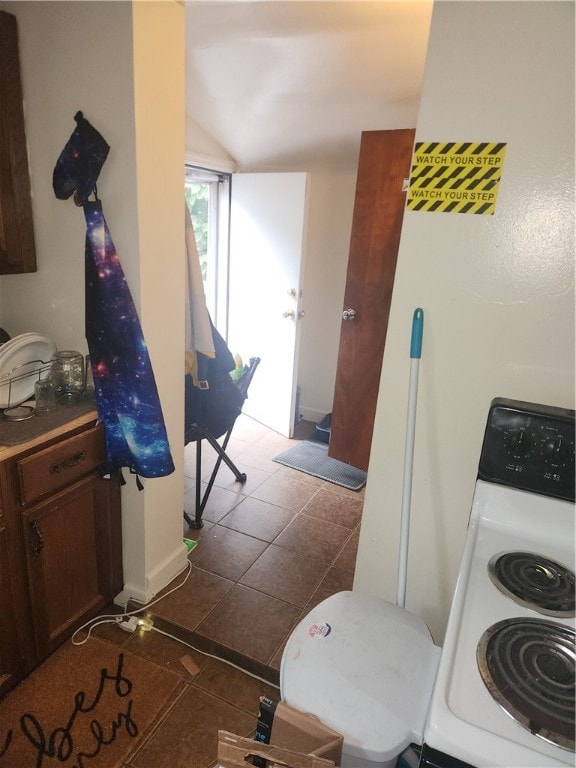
[154,415,362,676]
[124,414,364,765]
[11,415,364,767]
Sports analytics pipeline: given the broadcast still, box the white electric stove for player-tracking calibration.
[421,398,575,768]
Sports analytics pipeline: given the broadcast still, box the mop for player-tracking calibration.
[397,308,424,609]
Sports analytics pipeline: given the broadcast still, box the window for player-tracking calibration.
[184,165,230,332]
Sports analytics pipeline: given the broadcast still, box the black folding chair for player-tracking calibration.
[184,356,260,529]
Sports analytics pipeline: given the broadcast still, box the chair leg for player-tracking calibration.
[183,426,247,531]
[183,509,196,529]
[200,427,246,516]
[184,435,204,529]
[203,428,247,483]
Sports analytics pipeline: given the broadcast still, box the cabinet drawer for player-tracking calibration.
[16,426,106,505]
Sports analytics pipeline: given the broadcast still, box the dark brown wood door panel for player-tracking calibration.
[329,129,415,471]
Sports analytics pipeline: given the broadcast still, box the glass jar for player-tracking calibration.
[51,350,85,405]
[34,378,57,413]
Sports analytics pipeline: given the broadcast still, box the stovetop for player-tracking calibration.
[486,550,574,616]
[433,482,575,766]
[423,399,575,768]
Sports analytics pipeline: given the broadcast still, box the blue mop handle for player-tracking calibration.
[410,308,424,359]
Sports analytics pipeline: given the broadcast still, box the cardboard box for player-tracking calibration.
[216,731,335,768]
[255,698,343,766]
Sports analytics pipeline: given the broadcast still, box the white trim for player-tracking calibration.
[114,543,189,607]
[299,405,327,424]
[185,150,236,174]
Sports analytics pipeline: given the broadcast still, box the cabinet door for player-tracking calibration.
[21,474,122,663]
[0,11,37,274]
[0,523,23,697]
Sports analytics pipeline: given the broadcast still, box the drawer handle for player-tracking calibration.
[30,519,44,556]
[49,450,87,474]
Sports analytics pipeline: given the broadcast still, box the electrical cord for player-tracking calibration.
[70,557,280,689]
[71,558,193,646]
[149,624,279,689]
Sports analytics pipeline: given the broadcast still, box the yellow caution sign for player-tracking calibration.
[407,141,507,215]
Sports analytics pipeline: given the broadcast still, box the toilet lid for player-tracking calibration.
[280,591,440,763]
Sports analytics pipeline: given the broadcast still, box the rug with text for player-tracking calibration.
[0,636,181,768]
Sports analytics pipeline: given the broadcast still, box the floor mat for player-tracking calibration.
[0,636,181,768]
[273,439,367,490]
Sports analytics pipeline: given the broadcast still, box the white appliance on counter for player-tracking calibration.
[421,398,575,768]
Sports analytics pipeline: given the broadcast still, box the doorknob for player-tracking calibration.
[287,288,297,298]
[342,308,357,320]
[283,310,295,319]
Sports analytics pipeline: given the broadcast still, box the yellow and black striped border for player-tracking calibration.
[407,141,507,215]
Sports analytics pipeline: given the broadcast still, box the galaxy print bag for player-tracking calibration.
[53,112,174,481]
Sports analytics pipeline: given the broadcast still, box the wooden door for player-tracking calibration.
[329,130,415,471]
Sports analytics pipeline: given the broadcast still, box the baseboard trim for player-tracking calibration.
[114,542,189,607]
[298,406,328,423]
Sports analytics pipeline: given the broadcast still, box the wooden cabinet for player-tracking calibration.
[0,417,122,696]
[0,10,37,274]
[0,522,22,696]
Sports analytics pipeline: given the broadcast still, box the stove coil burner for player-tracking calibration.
[477,618,575,751]
[488,551,575,617]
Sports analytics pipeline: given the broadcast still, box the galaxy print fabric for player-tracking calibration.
[84,201,174,479]
[53,113,173,480]
[53,112,109,206]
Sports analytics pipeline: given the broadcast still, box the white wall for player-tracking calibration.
[354,0,575,644]
[1,0,187,603]
[1,0,136,350]
[185,115,236,173]
[127,1,187,601]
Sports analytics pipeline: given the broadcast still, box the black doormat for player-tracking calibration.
[273,439,367,491]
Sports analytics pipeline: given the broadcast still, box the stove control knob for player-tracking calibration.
[508,429,531,455]
[544,436,565,459]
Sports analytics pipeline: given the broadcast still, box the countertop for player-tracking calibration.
[0,398,98,459]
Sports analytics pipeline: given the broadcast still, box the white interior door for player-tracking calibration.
[228,172,308,437]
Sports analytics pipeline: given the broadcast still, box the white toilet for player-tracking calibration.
[280,591,441,768]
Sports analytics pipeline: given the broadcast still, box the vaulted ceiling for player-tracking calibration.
[185,1,433,170]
